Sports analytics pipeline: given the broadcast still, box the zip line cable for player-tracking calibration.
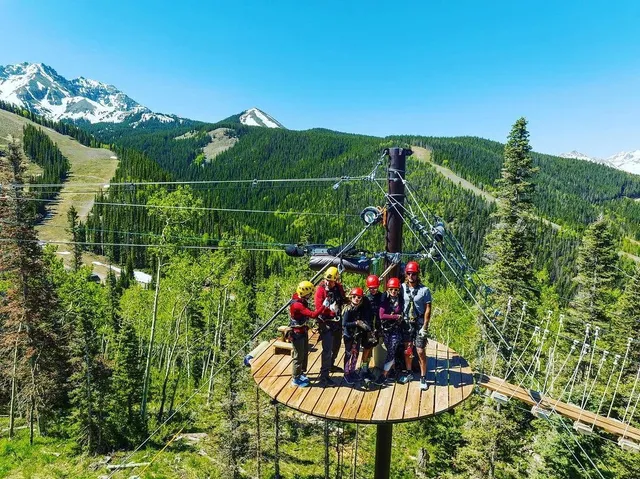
[392,183,607,477]
[106,223,375,477]
[4,175,385,190]
[0,238,287,252]
[9,196,363,217]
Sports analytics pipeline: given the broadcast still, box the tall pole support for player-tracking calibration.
[375,147,412,479]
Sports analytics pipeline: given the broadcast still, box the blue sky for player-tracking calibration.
[1,0,639,157]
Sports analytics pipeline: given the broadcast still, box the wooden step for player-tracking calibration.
[273,340,293,355]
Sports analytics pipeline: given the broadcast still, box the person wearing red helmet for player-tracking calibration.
[342,287,372,384]
[400,261,432,390]
[361,274,382,384]
[374,277,404,385]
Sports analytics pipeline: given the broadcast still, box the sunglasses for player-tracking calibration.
[388,288,399,292]
[407,272,417,276]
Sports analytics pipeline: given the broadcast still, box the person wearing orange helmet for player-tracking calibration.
[374,277,404,385]
[314,266,346,386]
[289,280,322,387]
[342,287,372,384]
[400,261,432,390]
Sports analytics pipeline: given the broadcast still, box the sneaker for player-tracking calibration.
[420,376,429,391]
[299,374,310,383]
[398,371,412,384]
[291,377,309,388]
[318,377,336,387]
[373,374,386,386]
[344,373,355,385]
[330,365,344,373]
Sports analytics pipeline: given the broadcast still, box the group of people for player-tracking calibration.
[288,261,432,391]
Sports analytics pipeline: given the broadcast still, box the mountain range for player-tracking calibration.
[559,150,640,175]
[1,62,638,175]
[0,62,280,130]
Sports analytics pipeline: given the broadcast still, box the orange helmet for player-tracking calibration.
[386,277,400,289]
[405,261,420,274]
[366,275,380,288]
[350,287,363,297]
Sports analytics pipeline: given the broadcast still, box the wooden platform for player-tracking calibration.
[479,374,640,442]
[250,332,474,424]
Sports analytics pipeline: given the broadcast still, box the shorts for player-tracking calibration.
[402,322,428,349]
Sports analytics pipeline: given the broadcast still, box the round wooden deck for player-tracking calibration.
[250,332,474,424]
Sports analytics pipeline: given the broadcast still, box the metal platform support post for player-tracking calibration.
[375,423,393,479]
[374,147,412,479]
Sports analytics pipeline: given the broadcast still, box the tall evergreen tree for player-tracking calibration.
[0,139,67,443]
[484,118,538,352]
[569,215,619,339]
[612,263,640,361]
[66,205,82,271]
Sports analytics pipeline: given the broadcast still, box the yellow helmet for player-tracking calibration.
[296,280,315,297]
[324,266,340,282]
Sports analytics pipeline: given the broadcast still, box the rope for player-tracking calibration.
[579,327,600,410]
[542,314,564,395]
[592,355,620,428]
[504,302,527,381]
[622,364,640,424]
[622,375,640,440]
[567,325,591,404]
[577,350,608,423]
[607,337,633,418]
[548,341,579,401]
[138,426,185,475]
[490,296,512,375]
[273,400,281,479]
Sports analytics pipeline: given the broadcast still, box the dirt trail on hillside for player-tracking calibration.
[410,145,640,263]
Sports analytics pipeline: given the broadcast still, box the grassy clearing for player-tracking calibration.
[0,109,119,270]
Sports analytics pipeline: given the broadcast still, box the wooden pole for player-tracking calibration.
[375,147,411,479]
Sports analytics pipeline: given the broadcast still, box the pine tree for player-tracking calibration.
[569,215,618,338]
[0,139,67,442]
[484,117,539,351]
[612,264,640,361]
[66,205,82,271]
[109,319,145,447]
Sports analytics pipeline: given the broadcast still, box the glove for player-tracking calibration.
[322,298,331,308]
[329,302,339,314]
[419,328,429,339]
[356,320,371,331]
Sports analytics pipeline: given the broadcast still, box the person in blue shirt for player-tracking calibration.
[400,261,432,390]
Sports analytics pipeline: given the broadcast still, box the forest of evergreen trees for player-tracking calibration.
[1,105,640,478]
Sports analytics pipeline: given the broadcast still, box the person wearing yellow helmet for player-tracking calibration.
[289,280,321,387]
[314,266,346,386]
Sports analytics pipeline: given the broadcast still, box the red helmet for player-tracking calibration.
[405,261,420,274]
[386,277,400,289]
[366,275,380,288]
[350,287,363,297]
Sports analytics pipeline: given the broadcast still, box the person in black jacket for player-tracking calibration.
[362,275,382,382]
[342,287,371,385]
[375,277,404,385]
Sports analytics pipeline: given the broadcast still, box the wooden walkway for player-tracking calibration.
[479,375,640,442]
[250,333,474,424]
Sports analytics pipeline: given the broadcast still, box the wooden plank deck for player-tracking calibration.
[479,375,640,442]
[251,333,474,424]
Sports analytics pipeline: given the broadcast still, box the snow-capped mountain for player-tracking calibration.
[559,149,640,175]
[606,150,640,176]
[239,107,283,128]
[559,150,599,162]
[0,62,169,124]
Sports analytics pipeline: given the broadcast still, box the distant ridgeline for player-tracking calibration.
[398,135,640,239]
